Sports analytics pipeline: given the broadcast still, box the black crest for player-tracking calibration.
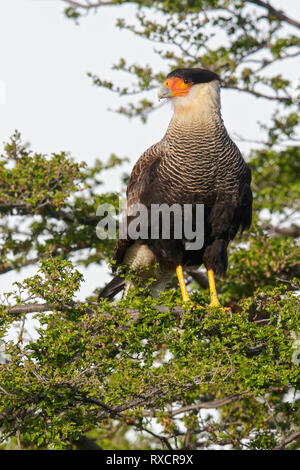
[167,68,220,84]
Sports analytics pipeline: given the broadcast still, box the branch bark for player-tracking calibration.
[167,394,246,417]
[247,0,300,29]
[62,0,116,9]
[274,428,300,450]
[62,0,300,30]
[267,225,300,238]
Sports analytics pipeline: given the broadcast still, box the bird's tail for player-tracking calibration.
[98,274,125,301]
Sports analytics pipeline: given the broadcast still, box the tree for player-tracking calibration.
[0,0,299,450]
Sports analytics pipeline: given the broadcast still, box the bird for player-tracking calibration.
[98,68,252,307]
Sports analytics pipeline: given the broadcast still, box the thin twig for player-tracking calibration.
[62,0,115,9]
[141,426,173,450]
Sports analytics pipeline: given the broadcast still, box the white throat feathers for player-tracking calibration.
[171,80,221,122]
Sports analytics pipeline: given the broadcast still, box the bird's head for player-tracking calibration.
[158,68,221,116]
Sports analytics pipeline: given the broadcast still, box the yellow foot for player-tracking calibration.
[190,303,205,310]
[181,299,231,313]
[178,299,204,309]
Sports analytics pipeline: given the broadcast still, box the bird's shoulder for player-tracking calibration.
[129,141,164,183]
[126,141,166,205]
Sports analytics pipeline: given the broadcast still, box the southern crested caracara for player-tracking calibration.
[99,68,252,307]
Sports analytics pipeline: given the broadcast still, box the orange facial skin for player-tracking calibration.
[163,77,193,97]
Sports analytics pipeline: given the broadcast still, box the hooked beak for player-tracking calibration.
[158,84,172,100]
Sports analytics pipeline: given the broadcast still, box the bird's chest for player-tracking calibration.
[159,147,220,195]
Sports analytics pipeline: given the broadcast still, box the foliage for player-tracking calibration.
[0,261,299,449]
[71,0,300,122]
[0,131,124,275]
[0,0,299,451]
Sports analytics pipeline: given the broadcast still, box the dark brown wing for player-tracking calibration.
[113,142,163,266]
[126,142,163,208]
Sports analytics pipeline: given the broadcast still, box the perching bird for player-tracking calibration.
[99,68,252,307]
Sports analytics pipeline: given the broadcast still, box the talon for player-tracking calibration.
[176,265,232,316]
[190,303,205,310]
[222,307,232,315]
[208,304,232,316]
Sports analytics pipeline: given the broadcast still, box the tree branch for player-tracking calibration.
[168,394,245,417]
[247,0,300,29]
[274,428,300,450]
[140,426,173,450]
[63,0,300,30]
[0,257,40,275]
[225,85,293,104]
[62,0,300,31]
[267,225,300,238]
[5,302,95,316]
[62,0,116,9]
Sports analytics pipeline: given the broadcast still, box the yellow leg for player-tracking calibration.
[176,265,190,302]
[176,265,230,314]
[207,269,221,307]
[207,269,231,314]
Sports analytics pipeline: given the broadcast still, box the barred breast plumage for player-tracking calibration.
[98,68,252,301]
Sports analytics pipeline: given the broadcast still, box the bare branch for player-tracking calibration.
[62,0,300,31]
[6,302,73,315]
[0,384,15,398]
[225,84,293,104]
[5,302,96,317]
[0,257,40,276]
[267,225,300,238]
[274,428,300,450]
[140,426,173,450]
[62,0,116,9]
[247,0,300,29]
[141,393,247,417]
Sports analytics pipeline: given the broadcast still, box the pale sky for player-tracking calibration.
[0,0,299,301]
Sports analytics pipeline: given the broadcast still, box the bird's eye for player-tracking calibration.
[183,79,189,84]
